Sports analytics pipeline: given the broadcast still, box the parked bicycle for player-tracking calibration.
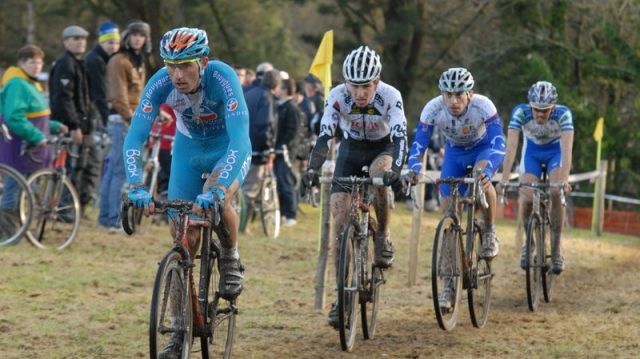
[24,135,81,250]
[431,167,493,330]
[500,165,566,312]
[312,171,386,352]
[122,198,237,359]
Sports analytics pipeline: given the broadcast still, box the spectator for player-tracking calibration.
[149,104,176,198]
[244,68,256,87]
[0,45,68,232]
[242,69,281,202]
[49,25,98,214]
[98,19,150,233]
[304,74,324,136]
[243,62,273,93]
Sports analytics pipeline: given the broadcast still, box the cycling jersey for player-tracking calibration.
[408,94,506,180]
[509,104,573,177]
[308,81,407,173]
[123,60,251,200]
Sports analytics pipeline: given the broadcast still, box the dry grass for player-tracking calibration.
[1,204,639,359]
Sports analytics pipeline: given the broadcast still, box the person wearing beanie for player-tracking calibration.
[98,19,150,232]
[86,21,120,128]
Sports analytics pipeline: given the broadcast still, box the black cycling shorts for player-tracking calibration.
[332,137,394,194]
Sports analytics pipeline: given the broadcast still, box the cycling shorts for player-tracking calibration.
[520,139,562,178]
[440,142,493,197]
[332,137,394,194]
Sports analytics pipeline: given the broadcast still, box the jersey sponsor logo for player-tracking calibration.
[199,112,218,121]
[125,149,141,178]
[145,76,172,99]
[374,93,384,107]
[226,98,238,111]
[395,100,403,110]
[219,149,239,180]
[142,99,153,113]
[212,70,234,98]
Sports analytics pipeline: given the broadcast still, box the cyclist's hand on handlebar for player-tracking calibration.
[382,171,400,186]
[128,185,154,216]
[476,170,493,192]
[563,181,572,194]
[194,187,225,219]
[403,170,420,186]
[301,169,320,190]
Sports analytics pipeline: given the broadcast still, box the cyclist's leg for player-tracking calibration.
[473,145,502,259]
[548,153,566,273]
[369,153,395,268]
[518,144,546,267]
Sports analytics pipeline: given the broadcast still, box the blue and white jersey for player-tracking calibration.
[509,104,574,145]
[123,60,251,190]
[319,81,407,141]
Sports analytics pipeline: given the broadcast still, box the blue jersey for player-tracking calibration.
[123,60,251,194]
[509,104,573,146]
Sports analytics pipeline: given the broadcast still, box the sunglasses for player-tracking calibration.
[530,105,553,114]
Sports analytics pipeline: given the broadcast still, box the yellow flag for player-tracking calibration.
[593,117,604,142]
[308,30,333,98]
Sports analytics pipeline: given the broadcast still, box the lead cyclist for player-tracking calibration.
[122,27,251,358]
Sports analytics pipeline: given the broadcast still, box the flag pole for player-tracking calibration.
[591,117,604,233]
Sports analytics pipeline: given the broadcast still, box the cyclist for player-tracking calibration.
[405,67,506,309]
[301,45,408,329]
[123,27,250,357]
[497,81,573,274]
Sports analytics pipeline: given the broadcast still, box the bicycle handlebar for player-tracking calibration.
[499,182,566,207]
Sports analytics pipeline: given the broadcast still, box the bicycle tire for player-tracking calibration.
[150,249,193,359]
[361,218,382,340]
[467,220,492,328]
[337,224,358,352]
[525,213,543,312]
[260,174,280,239]
[542,215,554,302]
[201,235,236,359]
[0,164,34,247]
[432,215,462,331]
[26,169,80,250]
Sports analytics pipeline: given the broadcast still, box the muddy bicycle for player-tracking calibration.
[123,198,237,359]
[431,168,493,330]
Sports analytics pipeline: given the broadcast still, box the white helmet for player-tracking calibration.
[528,81,558,109]
[438,67,474,92]
[342,46,382,84]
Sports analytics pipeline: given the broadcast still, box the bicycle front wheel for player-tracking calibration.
[337,224,359,352]
[432,216,462,331]
[201,236,236,359]
[542,215,554,302]
[525,213,543,312]
[0,164,34,247]
[260,174,280,239]
[150,250,193,359]
[26,169,80,250]
[361,218,383,340]
[467,220,492,328]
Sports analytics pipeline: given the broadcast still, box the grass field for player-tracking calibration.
[1,203,639,358]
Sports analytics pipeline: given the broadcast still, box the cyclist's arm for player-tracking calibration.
[501,128,520,183]
[407,121,433,174]
[307,88,339,171]
[1,79,46,145]
[481,113,506,178]
[388,88,408,174]
[558,109,574,185]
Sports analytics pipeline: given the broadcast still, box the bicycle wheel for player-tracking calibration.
[467,220,492,328]
[26,169,80,250]
[0,164,34,247]
[201,236,236,359]
[259,174,280,239]
[361,218,382,340]
[337,224,359,352]
[432,216,462,331]
[150,250,193,359]
[542,215,554,302]
[525,213,543,312]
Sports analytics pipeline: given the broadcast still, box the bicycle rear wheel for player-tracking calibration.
[0,164,33,247]
[26,169,80,250]
[542,215,554,302]
[201,236,236,359]
[150,250,193,359]
[337,224,358,352]
[525,214,543,312]
[432,216,462,331]
[260,174,280,239]
[361,219,383,340]
[467,220,492,328]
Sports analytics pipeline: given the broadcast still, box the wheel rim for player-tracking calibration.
[468,223,492,328]
[338,225,358,351]
[526,216,542,311]
[432,216,461,331]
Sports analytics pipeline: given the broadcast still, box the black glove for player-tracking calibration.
[301,169,320,190]
[382,171,400,186]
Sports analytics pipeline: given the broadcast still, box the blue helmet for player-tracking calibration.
[528,81,558,109]
[160,27,209,61]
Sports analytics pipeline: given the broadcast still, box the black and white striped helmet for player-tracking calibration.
[438,67,474,92]
[342,46,382,84]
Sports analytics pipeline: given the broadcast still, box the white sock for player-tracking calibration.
[221,246,239,259]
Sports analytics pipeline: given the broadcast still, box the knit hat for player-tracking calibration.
[98,21,120,43]
[121,20,151,53]
[62,25,89,39]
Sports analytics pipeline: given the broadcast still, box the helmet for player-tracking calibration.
[160,27,209,61]
[342,46,382,84]
[527,81,558,109]
[438,67,474,92]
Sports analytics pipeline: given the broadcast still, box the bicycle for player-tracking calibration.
[313,171,386,352]
[431,167,493,330]
[500,166,566,312]
[24,135,81,250]
[122,198,237,359]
